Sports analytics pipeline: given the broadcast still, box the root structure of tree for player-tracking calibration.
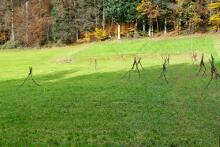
[198,53,207,76]
[206,54,220,87]
[122,57,144,79]
[160,56,169,84]
[192,51,198,64]
[18,66,40,88]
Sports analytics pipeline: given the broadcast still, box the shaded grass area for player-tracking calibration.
[0,63,219,146]
[0,35,219,146]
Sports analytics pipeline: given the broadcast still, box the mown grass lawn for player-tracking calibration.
[0,34,219,146]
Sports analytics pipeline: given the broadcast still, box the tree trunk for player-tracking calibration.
[102,0,105,30]
[25,1,29,46]
[76,30,79,42]
[95,16,98,28]
[148,19,152,37]
[134,19,138,38]
[218,25,220,33]
[11,10,15,41]
[143,19,146,33]
[151,25,154,37]
[156,17,159,33]
[11,0,15,41]
[117,23,121,40]
[164,17,167,35]
[178,18,181,34]
[109,17,114,38]
[39,0,42,18]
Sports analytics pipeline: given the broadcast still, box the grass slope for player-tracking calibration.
[0,35,219,146]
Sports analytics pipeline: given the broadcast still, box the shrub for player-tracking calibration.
[83,28,108,43]
[83,32,94,42]
[93,28,108,41]
[0,41,21,49]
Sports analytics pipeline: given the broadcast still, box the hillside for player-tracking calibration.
[0,34,219,146]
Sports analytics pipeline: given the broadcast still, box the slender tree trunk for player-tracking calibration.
[95,16,98,28]
[76,29,79,42]
[11,0,15,41]
[25,1,29,46]
[109,17,114,38]
[143,19,146,34]
[134,19,138,38]
[164,17,167,34]
[218,25,220,33]
[39,0,42,18]
[102,0,105,30]
[117,23,121,40]
[11,10,15,41]
[156,17,159,33]
[178,18,181,34]
[148,24,151,37]
[151,25,154,37]
[148,19,152,37]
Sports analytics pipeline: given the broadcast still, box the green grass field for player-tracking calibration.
[0,34,219,146]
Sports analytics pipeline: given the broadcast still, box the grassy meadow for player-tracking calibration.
[0,34,219,146]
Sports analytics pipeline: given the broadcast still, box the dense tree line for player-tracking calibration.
[0,0,219,47]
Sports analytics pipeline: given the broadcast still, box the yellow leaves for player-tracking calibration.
[137,0,160,19]
[136,0,152,16]
[208,2,220,10]
[93,28,108,41]
[83,28,108,42]
[209,1,220,31]
[192,14,202,24]
[83,32,93,42]
[210,13,220,24]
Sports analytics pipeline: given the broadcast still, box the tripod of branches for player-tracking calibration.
[160,55,169,84]
[198,53,207,76]
[207,55,220,87]
[18,66,40,88]
[122,57,144,79]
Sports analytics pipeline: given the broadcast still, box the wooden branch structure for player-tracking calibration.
[18,66,40,88]
[198,53,207,76]
[206,54,220,87]
[122,57,144,79]
[160,55,169,84]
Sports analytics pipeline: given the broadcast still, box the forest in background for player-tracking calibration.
[0,0,220,48]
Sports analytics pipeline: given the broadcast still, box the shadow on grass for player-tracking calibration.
[0,63,219,146]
